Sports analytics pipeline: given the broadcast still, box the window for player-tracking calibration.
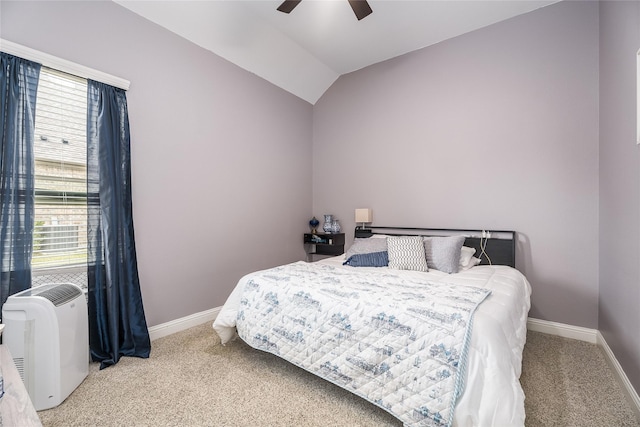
[32,67,88,289]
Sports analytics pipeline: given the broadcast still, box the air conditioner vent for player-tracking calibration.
[14,357,25,381]
[17,283,82,307]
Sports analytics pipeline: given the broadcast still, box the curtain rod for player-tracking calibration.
[0,38,130,91]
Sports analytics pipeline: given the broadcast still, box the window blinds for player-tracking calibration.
[32,67,88,270]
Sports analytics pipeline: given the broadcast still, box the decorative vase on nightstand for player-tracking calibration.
[330,219,341,233]
[323,214,333,233]
[309,216,320,234]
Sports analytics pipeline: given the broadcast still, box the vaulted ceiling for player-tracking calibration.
[115,0,558,104]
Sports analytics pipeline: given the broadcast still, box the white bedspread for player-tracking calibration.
[213,257,531,427]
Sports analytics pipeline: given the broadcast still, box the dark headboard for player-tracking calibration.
[354,226,516,268]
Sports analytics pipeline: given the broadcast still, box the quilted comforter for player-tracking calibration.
[214,257,531,427]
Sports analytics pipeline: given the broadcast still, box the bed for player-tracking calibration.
[213,227,531,427]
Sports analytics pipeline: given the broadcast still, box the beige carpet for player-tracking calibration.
[521,332,639,427]
[38,323,639,427]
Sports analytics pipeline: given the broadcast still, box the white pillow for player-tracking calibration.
[387,236,428,272]
[460,246,476,268]
[459,256,482,271]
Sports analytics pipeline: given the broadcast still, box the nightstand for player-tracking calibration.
[304,233,345,261]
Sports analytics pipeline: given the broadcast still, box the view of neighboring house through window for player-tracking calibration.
[32,67,88,289]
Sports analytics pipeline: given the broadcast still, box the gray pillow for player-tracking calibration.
[345,237,388,259]
[387,236,429,272]
[423,236,466,274]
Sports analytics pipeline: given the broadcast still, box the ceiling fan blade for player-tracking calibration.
[347,0,373,20]
[277,0,302,14]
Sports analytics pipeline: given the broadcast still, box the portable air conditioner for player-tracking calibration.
[2,283,89,411]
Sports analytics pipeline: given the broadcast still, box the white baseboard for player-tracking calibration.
[528,317,640,419]
[148,307,221,342]
[527,317,597,344]
[597,331,640,421]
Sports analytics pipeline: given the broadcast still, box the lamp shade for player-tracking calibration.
[355,208,373,224]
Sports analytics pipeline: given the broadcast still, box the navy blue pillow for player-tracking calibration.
[343,251,389,267]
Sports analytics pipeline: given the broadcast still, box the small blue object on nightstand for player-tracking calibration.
[309,216,320,233]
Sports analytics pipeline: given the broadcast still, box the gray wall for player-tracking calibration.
[313,1,600,328]
[0,1,313,327]
[599,0,640,393]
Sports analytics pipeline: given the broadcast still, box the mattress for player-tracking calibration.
[213,256,531,427]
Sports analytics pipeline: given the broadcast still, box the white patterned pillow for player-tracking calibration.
[387,236,428,272]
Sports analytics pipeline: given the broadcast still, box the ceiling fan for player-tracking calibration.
[277,0,373,21]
